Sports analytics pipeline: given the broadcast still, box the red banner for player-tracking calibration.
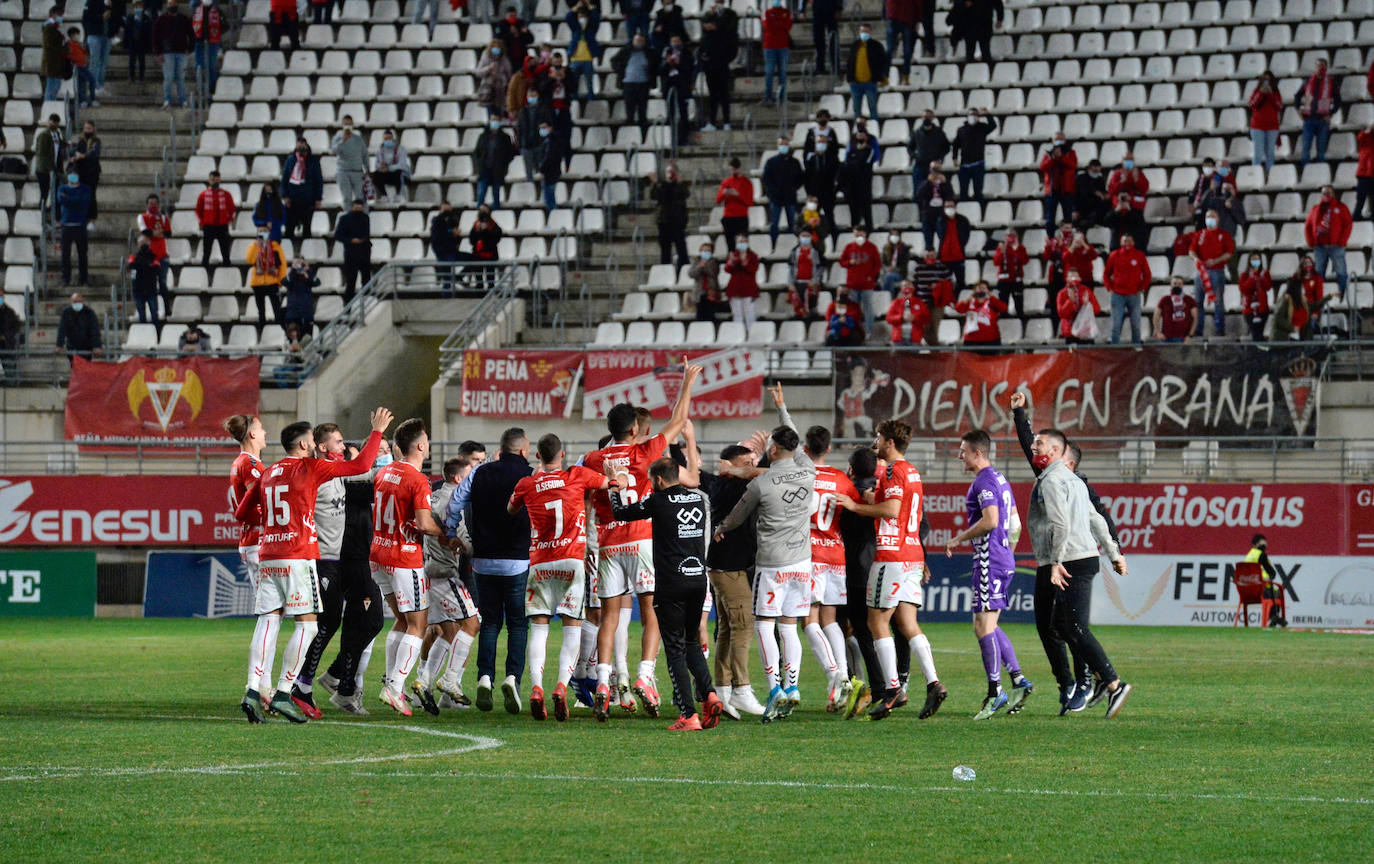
[460,350,583,419]
[583,349,764,420]
[0,475,239,546]
[65,356,261,445]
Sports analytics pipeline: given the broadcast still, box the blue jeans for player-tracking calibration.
[850,81,879,120]
[476,176,501,208]
[1194,268,1227,336]
[543,178,557,211]
[767,200,796,242]
[194,41,219,92]
[75,68,96,105]
[764,48,789,100]
[958,161,985,203]
[1043,194,1072,232]
[412,0,439,31]
[1110,292,1142,344]
[1250,128,1277,173]
[625,12,650,40]
[1299,116,1330,167]
[474,569,530,686]
[1313,245,1348,302]
[570,59,595,103]
[162,51,189,105]
[44,76,61,100]
[87,35,110,88]
[886,21,915,77]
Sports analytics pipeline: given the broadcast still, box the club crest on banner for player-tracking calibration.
[128,366,204,433]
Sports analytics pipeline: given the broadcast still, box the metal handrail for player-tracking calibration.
[435,264,520,374]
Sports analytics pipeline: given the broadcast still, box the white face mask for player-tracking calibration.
[72,302,83,311]
[1203,166,1214,175]
[967,114,977,123]
[735,242,748,252]
[1205,217,1218,228]
[944,207,957,217]
[800,237,811,247]
[700,250,712,260]
[889,234,899,244]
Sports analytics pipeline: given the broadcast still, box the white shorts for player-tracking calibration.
[811,562,848,606]
[256,558,321,616]
[754,559,813,619]
[584,546,601,609]
[527,558,586,619]
[240,545,262,595]
[598,540,654,599]
[426,565,479,624]
[371,563,430,614]
[867,561,925,610]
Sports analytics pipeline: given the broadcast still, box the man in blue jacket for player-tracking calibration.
[281,138,323,241]
[57,173,93,285]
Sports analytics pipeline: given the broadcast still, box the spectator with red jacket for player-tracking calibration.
[885,279,930,345]
[1106,153,1148,213]
[1057,272,1100,344]
[824,286,865,346]
[992,228,1028,312]
[1154,276,1198,343]
[840,227,882,335]
[1103,233,1150,344]
[1355,124,1374,222]
[761,0,792,104]
[266,0,300,58]
[1189,210,1236,337]
[724,237,761,333]
[1305,185,1352,306]
[952,280,1006,346]
[935,201,971,292]
[1247,71,1282,174]
[195,170,236,269]
[1292,254,1331,332]
[716,158,754,248]
[137,192,172,315]
[1061,231,1098,286]
[1298,57,1341,168]
[1039,133,1077,232]
[1238,254,1271,342]
[191,0,224,92]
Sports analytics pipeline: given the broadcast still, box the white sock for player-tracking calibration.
[846,635,861,680]
[384,629,402,686]
[824,622,850,680]
[636,659,656,682]
[754,619,780,691]
[443,630,475,683]
[804,621,837,682]
[247,613,281,691]
[354,641,373,695]
[557,622,582,686]
[780,623,802,690]
[296,679,312,694]
[275,620,318,693]
[421,637,451,689]
[393,633,423,687]
[596,661,613,687]
[911,633,938,685]
[527,621,550,690]
[875,636,899,692]
[576,620,599,677]
[614,607,631,681]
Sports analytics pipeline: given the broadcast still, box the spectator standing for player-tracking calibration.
[124,1,152,82]
[331,116,368,211]
[910,109,951,181]
[846,23,887,121]
[915,168,953,249]
[651,0,688,53]
[473,118,516,209]
[266,0,299,57]
[1238,255,1271,342]
[191,0,224,93]
[1247,71,1282,174]
[1297,58,1341,168]
[515,90,547,181]
[468,204,504,287]
[1042,221,1077,326]
[935,200,971,292]
[716,158,754,248]
[69,121,101,223]
[195,170,235,268]
[281,139,323,240]
[565,3,600,106]
[813,0,839,74]
[1356,124,1374,221]
[840,227,881,335]
[724,239,761,331]
[477,40,515,115]
[947,0,1002,65]
[536,120,564,212]
[1074,159,1110,226]
[620,0,653,42]
[803,139,840,239]
[1189,210,1235,337]
[912,247,955,344]
[1057,272,1100,344]
[699,3,738,130]
[688,243,730,321]
[246,230,287,322]
[660,36,696,146]
[787,231,826,317]
[334,198,373,303]
[66,26,97,108]
[128,232,162,328]
[614,34,658,132]
[1271,276,1309,341]
[951,108,996,204]
[803,110,840,156]
[1154,276,1197,343]
[1039,133,1077,232]
[878,229,911,295]
[314,0,337,24]
[283,258,319,332]
[1103,233,1150,344]
[370,129,411,203]
[761,0,792,105]
[885,0,918,85]
[495,6,533,57]
[1306,185,1352,307]
[1104,191,1148,251]
[32,114,64,217]
[137,193,172,314]
[431,201,462,293]
[252,180,286,241]
[885,280,931,345]
[992,229,1028,312]
[153,0,195,108]
[41,8,63,102]
[1061,230,1097,287]
[83,0,112,94]
[952,280,1006,346]
[824,286,865,346]
[56,292,102,361]
[1106,153,1148,218]
[843,129,879,231]
[57,173,92,286]
[650,165,691,267]
[1196,181,1245,237]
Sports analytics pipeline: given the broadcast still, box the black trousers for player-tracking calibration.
[654,574,714,718]
[1034,561,1094,688]
[813,13,837,71]
[996,278,1023,313]
[299,559,345,687]
[284,197,314,239]
[961,35,992,63]
[326,557,385,697]
[268,12,300,55]
[37,172,51,213]
[704,69,731,125]
[61,225,89,284]
[919,5,936,55]
[846,183,873,231]
[624,81,650,130]
[658,229,688,266]
[843,562,910,688]
[202,225,231,266]
[1053,557,1118,683]
[253,283,282,322]
[720,216,748,249]
[342,251,372,302]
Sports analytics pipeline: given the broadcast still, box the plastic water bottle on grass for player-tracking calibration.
[952,765,976,782]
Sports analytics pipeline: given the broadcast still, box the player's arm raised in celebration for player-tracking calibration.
[1008,391,1038,473]
[603,462,652,521]
[771,382,798,434]
[678,419,702,488]
[947,502,999,557]
[320,407,393,480]
[656,357,705,444]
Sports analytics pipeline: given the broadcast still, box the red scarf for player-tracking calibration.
[1316,201,1334,243]
[1303,72,1333,116]
[255,241,278,276]
[289,153,307,184]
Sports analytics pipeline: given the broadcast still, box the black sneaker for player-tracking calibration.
[1086,677,1111,709]
[241,689,266,723]
[918,681,948,719]
[1058,681,1074,716]
[867,689,900,721]
[1105,682,1133,719]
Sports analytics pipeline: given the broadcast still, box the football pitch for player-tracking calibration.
[1,618,1369,863]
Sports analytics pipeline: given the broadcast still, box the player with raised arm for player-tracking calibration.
[834,419,947,721]
[234,408,392,722]
[226,414,273,723]
[507,433,611,721]
[582,361,702,721]
[372,418,448,716]
[946,429,1034,720]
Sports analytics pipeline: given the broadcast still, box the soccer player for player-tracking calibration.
[234,408,392,722]
[507,434,611,721]
[715,422,817,723]
[835,419,947,721]
[608,455,725,731]
[582,361,702,720]
[946,429,1034,720]
[226,414,272,723]
[372,418,448,716]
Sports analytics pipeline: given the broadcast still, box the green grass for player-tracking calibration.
[1,618,1370,863]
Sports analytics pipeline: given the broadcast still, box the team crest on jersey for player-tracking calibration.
[127,365,203,433]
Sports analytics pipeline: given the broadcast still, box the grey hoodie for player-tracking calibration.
[717,448,815,568]
[331,129,367,173]
[1028,458,1120,567]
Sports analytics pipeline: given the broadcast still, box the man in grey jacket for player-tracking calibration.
[714,423,816,723]
[1028,427,1134,719]
[331,115,368,209]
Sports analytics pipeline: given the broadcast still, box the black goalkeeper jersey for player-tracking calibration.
[609,483,711,583]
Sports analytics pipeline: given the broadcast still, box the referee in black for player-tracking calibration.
[606,453,725,731]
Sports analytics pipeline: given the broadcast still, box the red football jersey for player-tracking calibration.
[370,461,433,569]
[811,464,858,566]
[509,466,607,565]
[581,434,667,547]
[228,451,263,547]
[235,432,382,561]
[873,459,925,565]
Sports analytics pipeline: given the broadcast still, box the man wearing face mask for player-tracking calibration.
[992,229,1028,312]
[846,23,888,121]
[430,202,462,294]
[878,229,910,296]
[716,158,754,248]
[699,2,739,131]
[843,130,880,231]
[763,137,804,243]
[195,170,236,269]
[1298,57,1341,168]
[649,165,691,267]
[914,168,954,250]
[840,228,881,336]
[32,114,64,218]
[564,3,600,106]
[910,112,951,187]
[885,280,931,346]
[1105,152,1149,222]
[651,0,687,53]
[952,280,1007,346]
[1196,180,1245,238]
[153,0,195,107]
[659,35,696,146]
[1103,233,1150,345]
[824,286,865,345]
[41,7,64,101]
[802,110,839,156]
[138,193,173,315]
[936,199,972,293]
[614,33,659,133]
[1104,191,1148,252]
[803,139,840,240]
[515,89,548,182]
[334,198,372,303]
[57,292,102,361]
[787,229,825,317]
[951,108,996,205]
[57,173,93,286]
[281,139,323,241]
[724,238,761,332]
[1039,133,1077,232]
[912,247,955,344]
[689,242,729,321]
[331,115,367,211]
[1189,209,1235,337]
[69,121,102,224]
[468,205,504,288]
[1074,159,1110,227]
[535,121,564,212]
[1153,276,1197,343]
[473,116,516,209]
[1188,157,1220,212]
[1238,255,1271,342]
[1305,185,1352,310]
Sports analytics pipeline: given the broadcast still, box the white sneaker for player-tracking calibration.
[329,691,369,715]
[723,123,733,130]
[95,87,107,96]
[162,101,171,109]
[731,686,766,716]
[716,685,741,720]
[701,123,717,131]
[316,672,340,698]
[475,674,493,711]
[501,674,521,714]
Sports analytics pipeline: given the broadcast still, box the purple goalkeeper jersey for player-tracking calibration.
[967,466,1016,577]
